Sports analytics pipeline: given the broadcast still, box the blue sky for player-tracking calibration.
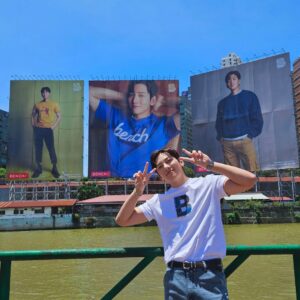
[1,0,300,112]
[1,0,300,175]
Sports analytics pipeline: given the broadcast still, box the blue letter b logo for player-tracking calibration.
[174,195,191,217]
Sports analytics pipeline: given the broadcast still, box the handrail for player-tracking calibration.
[0,245,300,300]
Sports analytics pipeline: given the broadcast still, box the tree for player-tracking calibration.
[183,165,195,177]
[0,168,6,178]
[77,182,105,200]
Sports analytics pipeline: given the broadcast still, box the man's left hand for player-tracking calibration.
[180,148,212,169]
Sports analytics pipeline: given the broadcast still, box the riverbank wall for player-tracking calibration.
[1,203,300,231]
[76,203,300,228]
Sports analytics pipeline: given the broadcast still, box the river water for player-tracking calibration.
[0,224,300,300]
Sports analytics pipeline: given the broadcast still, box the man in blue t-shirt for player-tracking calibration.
[89,80,180,178]
[216,71,263,171]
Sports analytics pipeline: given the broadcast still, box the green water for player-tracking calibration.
[0,224,300,299]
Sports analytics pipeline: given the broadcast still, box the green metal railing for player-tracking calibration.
[0,245,300,299]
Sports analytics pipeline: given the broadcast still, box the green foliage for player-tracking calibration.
[229,199,300,210]
[255,210,262,224]
[72,213,80,224]
[256,167,300,176]
[294,200,300,206]
[229,200,263,210]
[183,166,195,177]
[249,200,263,210]
[294,212,300,222]
[225,211,241,224]
[81,177,89,182]
[85,217,96,228]
[77,183,105,200]
[0,168,6,178]
[233,211,241,224]
[256,169,277,177]
[271,201,296,208]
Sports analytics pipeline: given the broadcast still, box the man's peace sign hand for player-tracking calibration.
[133,162,156,196]
[180,148,212,169]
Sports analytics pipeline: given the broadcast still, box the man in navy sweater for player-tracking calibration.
[216,70,263,171]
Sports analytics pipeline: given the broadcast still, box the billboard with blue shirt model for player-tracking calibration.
[89,80,181,178]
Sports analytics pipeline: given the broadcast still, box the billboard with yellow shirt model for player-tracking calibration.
[7,80,83,180]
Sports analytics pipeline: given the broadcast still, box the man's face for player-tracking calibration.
[128,83,156,119]
[155,152,184,183]
[41,90,50,100]
[226,74,240,92]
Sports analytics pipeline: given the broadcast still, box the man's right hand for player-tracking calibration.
[115,162,155,226]
[133,162,156,196]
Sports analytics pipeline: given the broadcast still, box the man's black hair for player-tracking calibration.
[225,70,241,83]
[127,80,158,99]
[41,87,51,94]
[150,148,180,169]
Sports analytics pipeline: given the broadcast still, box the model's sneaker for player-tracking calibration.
[32,169,42,178]
[51,167,60,178]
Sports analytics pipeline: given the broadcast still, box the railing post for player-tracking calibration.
[0,260,12,300]
[105,180,108,195]
[101,255,157,299]
[291,170,296,201]
[293,254,300,300]
[224,254,250,278]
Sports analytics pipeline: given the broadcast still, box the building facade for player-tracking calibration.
[293,57,300,159]
[221,52,242,68]
[179,89,193,150]
[0,109,8,167]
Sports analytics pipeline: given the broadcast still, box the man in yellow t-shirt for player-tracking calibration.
[31,87,61,178]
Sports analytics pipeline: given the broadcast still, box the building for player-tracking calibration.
[0,109,8,167]
[293,57,300,158]
[221,52,242,68]
[179,89,193,150]
[0,199,77,231]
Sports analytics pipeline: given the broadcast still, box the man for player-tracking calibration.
[89,80,180,178]
[216,70,263,171]
[116,148,257,299]
[31,87,61,178]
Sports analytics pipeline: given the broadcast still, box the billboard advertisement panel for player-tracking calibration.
[89,80,180,178]
[7,80,83,180]
[191,53,299,171]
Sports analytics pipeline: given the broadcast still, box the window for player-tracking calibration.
[34,208,45,214]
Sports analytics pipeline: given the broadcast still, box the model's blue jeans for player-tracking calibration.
[164,267,229,300]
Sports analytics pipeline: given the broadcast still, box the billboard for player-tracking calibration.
[191,53,299,171]
[89,80,180,178]
[7,80,83,180]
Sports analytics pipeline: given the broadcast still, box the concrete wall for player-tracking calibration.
[0,214,74,231]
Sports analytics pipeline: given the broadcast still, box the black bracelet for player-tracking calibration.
[206,159,215,171]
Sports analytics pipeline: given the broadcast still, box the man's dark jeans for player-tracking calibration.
[34,127,57,166]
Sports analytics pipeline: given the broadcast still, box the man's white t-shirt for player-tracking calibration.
[138,175,228,264]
